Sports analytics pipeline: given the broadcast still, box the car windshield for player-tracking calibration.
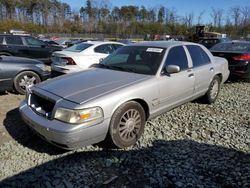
[210,42,250,52]
[97,46,166,75]
[65,43,93,52]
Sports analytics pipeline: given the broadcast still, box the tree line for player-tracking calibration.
[0,0,249,38]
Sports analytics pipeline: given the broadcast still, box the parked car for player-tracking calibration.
[210,41,250,81]
[51,41,124,76]
[0,55,51,94]
[19,41,229,150]
[0,34,63,64]
[199,37,231,49]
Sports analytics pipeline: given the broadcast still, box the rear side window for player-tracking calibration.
[186,45,211,67]
[165,46,188,71]
[5,36,23,45]
[94,44,114,54]
[65,43,93,52]
[0,36,3,44]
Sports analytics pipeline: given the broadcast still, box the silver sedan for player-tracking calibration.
[19,41,229,149]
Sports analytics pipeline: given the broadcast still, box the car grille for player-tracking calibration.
[29,92,55,119]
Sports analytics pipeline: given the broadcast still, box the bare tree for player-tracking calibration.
[210,7,224,28]
[197,10,205,25]
[183,13,194,27]
[240,6,250,25]
[230,6,241,27]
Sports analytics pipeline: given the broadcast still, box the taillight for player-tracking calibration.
[233,54,250,61]
[62,57,76,65]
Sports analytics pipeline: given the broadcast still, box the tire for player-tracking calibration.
[203,75,221,104]
[14,71,41,95]
[104,101,146,149]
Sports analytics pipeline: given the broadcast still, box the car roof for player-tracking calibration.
[84,41,124,45]
[128,41,197,48]
[0,34,31,37]
[214,41,250,45]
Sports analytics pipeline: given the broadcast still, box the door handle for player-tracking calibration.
[188,73,194,77]
[210,67,214,71]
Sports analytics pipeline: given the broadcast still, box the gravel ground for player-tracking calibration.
[0,81,249,187]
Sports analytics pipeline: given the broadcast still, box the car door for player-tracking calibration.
[0,59,12,91]
[157,46,195,111]
[4,35,29,57]
[186,45,214,96]
[24,36,51,60]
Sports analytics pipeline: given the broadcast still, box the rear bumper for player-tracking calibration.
[229,62,250,79]
[19,101,109,149]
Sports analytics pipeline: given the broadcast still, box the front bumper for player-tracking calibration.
[40,71,51,81]
[19,101,109,149]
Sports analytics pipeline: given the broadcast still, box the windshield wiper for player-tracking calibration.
[90,63,111,69]
[108,65,136,73]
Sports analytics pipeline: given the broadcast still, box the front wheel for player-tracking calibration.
[203,75,221,104]
[104,101,146,149]
[14,71,41,95]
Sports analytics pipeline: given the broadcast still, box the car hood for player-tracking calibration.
[36,68,150,104]
[0,56,42,64]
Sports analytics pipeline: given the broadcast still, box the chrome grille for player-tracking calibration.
[29,92,55,119]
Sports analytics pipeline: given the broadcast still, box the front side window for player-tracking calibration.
[5,36,23,45]
[94,44,115,54]
[97,46,166,75]
[186,45,211,67]
[25,37,45,46]
[164,46,188,70]
[112,44,123,50]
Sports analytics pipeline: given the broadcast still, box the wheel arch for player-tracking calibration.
[216,73,223,82]
[111,98,150,121]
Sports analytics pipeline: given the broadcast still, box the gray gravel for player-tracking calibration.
[0,81,249,187]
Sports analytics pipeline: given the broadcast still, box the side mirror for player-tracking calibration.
[99,58,104,63]
[164,65,180,74]
[41,44,47,48]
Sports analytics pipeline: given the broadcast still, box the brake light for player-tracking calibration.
[62,57,76,65]
[233,54,250,61]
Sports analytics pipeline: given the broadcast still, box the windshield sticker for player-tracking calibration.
[146,48,163,53]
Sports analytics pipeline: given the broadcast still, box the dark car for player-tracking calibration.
[0,55,51,94]
[199,37,231,49]
[210,41,250,81]
[0,34,63,64]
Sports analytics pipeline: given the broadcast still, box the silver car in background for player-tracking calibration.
[19,41,229,149]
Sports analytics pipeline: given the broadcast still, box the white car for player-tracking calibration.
[51,41,124,76]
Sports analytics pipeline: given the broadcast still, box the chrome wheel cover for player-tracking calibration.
[118,109,141,142]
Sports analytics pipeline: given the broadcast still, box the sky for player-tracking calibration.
[61,0,250,24]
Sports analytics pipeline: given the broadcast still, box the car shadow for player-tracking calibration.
[0,139,249,187]
[3,108,66,155]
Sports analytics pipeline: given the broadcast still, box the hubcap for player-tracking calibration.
[118,109,141,142]
[19,75,36,91]
[210,80,219,99]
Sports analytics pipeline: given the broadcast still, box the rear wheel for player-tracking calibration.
[203,75,221,104]
[14,71,41,95]
[104,101,146,149]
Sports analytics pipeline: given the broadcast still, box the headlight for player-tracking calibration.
[35,64,51,72]
[54,107,103,124]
